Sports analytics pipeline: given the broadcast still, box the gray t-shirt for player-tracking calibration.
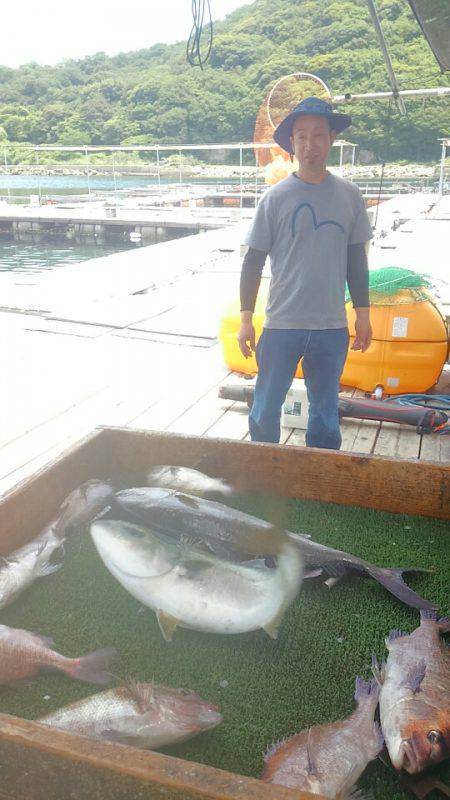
[244,172,373,329]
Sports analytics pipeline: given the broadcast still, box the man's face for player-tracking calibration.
[290,115,336,170]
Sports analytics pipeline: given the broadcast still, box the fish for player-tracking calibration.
[262,677,383,798]
[38,681,222,749]
[287,531,436,612]
[53,479,115,536]
[0,525,65,610]
[113,487,293,561]
[113,488,435,611]
[0,623,116,685]
[146,465,234,499]
[375,609,450,774]
[0,480,115,610]
[90,519,303,641]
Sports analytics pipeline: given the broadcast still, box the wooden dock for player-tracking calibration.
[0,194,449,497]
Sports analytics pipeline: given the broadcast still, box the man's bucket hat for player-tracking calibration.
[273,96,352,154]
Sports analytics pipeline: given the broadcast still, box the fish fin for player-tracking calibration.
[38,561,63,577]
[178,559,211,578]
[262,608,287,640]
[66,647,116,684]
[386,629,409,645]
[324,575,343,588]
[420,608,450,633]
[156,609,179,642]
[364,565,437,611]
[306,728,320,777]
[354,676,380,703]
[124,679,156,714]
[403,660,426,694]
[263,736,291,763]
[303,568,323,580]
[100,729,143,746]
[347,789,373,800]
[31,633,55,649]
[373,720,384,753]
[240,558,269,570]
[174,493,200,509]
[371,654,386,686]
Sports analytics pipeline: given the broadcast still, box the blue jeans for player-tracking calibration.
[249,328,349,449]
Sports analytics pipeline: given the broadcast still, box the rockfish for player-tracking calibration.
[38,681,222,748]
[0,624,116,685]
[90,519,303,641]
[146,465,234,498]
[375,609,450,774]
[113,489,435,611]
[262,677,383,797]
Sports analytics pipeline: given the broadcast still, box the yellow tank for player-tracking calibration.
[218,284,448,393]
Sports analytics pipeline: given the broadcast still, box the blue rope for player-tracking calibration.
[386,394,450,433]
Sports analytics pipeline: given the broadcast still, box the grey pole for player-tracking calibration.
[438,139,447,197]
[239,144,243,214]
[85,147,91,198]
[4,150,10,200]
[365,0,406,114]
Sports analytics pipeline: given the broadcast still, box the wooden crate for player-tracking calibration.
[0,427,449,800]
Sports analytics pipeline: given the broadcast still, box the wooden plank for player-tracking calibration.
[98,428,450,520]
[166,385,235,437]
[0,713,314,800]
[373,422,420,460]
[204,403,250,440]
[285,428,306,447]
[420,431,450,463]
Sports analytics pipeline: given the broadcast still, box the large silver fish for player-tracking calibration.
[113,489,435,611]
[38,682,222,749]
[146,465,234,498]
[262,677,383,798]
[90,519,303,641]
[0,624,115,685]
[0,526,64,610]
[114,487,292,561]
[375,610,450,774]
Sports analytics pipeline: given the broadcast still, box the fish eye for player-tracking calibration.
[427,730,442,744]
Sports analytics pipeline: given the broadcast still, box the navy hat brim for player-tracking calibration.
[274,109,352,154]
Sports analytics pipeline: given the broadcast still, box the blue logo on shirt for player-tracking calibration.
[291,202,345,237]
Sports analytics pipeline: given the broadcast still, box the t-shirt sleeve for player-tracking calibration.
[349,190,373,245]
[244,195,275,253]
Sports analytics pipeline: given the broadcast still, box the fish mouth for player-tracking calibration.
[198,707,222,729]
[399,738,424,774]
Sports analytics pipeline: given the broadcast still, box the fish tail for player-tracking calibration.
[420,608,450,632]
[364,565,437,611]
[354,676,380,704]
[65,647,116,684]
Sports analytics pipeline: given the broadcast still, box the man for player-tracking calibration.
[238,96,372,450]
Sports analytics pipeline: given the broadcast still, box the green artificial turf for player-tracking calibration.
[0,494,448,800]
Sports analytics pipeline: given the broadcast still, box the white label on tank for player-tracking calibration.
[387,376,400,387]
[392,316,409,337]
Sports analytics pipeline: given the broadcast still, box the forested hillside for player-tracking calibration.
[0,0,449,161]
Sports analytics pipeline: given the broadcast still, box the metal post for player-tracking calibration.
[352,145,356,167]
[156,146,161,206]
[365,0,406,114]
[239,144,243,214]
[4,150,11,200]
[85,147,91,198]
[179,149,182,187]
[112,151,117,197]
[254,151,258,208]
[438,139,447,197]
[36,151,41,204]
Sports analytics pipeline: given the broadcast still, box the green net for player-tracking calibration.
[345,266,434,305]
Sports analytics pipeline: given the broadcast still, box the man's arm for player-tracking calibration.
[347,243,372,352]
[238,247,267,358]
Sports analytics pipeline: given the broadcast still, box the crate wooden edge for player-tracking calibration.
[0,713,317,800]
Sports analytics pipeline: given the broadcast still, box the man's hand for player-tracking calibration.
[352,308,372,352]
[238,312,256,358]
